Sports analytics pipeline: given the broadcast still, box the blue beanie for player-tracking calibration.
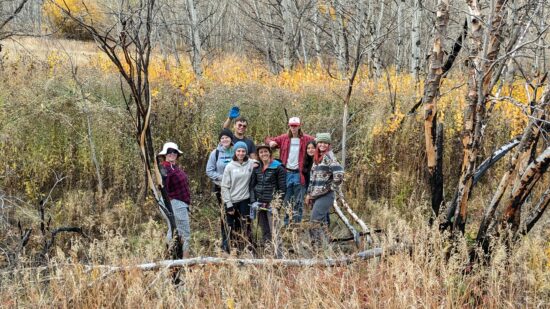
[234,141,248,154]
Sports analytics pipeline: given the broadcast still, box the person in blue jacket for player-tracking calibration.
[206,128,235,253]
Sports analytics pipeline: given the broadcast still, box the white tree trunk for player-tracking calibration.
[372,0,385,78]
[331,0,348,75]
[252,0,279,73]
[312,1,323,67]
[396,0,405,72]
[281,0,294,70]
[411,0,421,81]
[186,0,203,76]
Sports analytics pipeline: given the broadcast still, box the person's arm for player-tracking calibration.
[222,117,232,129]
[205,150,222,182]
[306,165,314,195]
[249,169,257,203]
[248,141,258,160]
[220,166,233,209]
[330,157,345,188]
[182,171,191,207]
[265,134,284,149]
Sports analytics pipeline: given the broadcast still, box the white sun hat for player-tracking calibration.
[158,142,183,155]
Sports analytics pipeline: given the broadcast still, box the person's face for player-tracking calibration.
[165,149,179,163]
[306,143,316,157]
[236,148,247,161]
[258,148,271,162]
[318,142,329,152]
[220,135,232,148]
[235,121,247,135]
[289,124,299,136]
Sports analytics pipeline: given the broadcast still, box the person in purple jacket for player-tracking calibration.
[158,142,192,258]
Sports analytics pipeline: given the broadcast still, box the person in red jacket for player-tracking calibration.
[265,117,314,225]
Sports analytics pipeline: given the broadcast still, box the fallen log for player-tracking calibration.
[332,199,360,246]
[81,244,410,273]
[337,191,373,244]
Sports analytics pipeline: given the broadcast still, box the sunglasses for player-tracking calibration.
[166,149,179,155]
[237,123,247,128]
[289,125,300,128]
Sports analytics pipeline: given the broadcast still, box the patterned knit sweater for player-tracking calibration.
[307,151,344,199]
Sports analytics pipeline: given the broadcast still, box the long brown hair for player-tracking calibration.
[287,127,303,138]
[314,143,331,164]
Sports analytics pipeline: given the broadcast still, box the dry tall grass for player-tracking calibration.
[1,202,548,308]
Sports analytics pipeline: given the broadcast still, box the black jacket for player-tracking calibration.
[250,160,287,204]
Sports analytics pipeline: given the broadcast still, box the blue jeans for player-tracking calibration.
[284,171,305,225]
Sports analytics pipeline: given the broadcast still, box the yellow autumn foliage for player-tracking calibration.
[43,0,105,40]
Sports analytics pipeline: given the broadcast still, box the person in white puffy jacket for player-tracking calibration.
[221,141,255,253]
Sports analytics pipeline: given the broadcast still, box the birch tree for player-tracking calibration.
[421,0,449,223]
[186,0,203,76]
[410,0,422,81]
[416,0,549,261]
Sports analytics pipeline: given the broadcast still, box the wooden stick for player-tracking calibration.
[332,199,360,246]
[337,191,373,244]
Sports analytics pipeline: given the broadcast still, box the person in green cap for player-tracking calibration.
[305,133,344,244]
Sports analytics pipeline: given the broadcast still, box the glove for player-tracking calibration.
[226,205,235,215]
[228,106,240,119]
[249,202,260,219]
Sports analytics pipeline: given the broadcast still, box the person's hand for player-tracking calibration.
[269,141,278,148]
[305,195,312,207]
[228,106,240,119]
[226,206,235,215]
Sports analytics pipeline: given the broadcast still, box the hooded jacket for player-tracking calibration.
[250,159,287,204]
[221,159,254,208]
[206,144,234,186]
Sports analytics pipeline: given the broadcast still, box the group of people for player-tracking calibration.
[157,108,344,257]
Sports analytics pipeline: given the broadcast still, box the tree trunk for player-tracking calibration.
[332,0,349,75]
[186,0,203,77]
[396,0,405,72]
[522,188,550,235]
[372,0,385,78]
[452,0,507,233]
[476,76,550,246]
[312,0,323,67]
[252,0,280,74]
[422,0,449,221]
[410,0,422,81]
[281,0,294,70]
[502,147,550,232]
